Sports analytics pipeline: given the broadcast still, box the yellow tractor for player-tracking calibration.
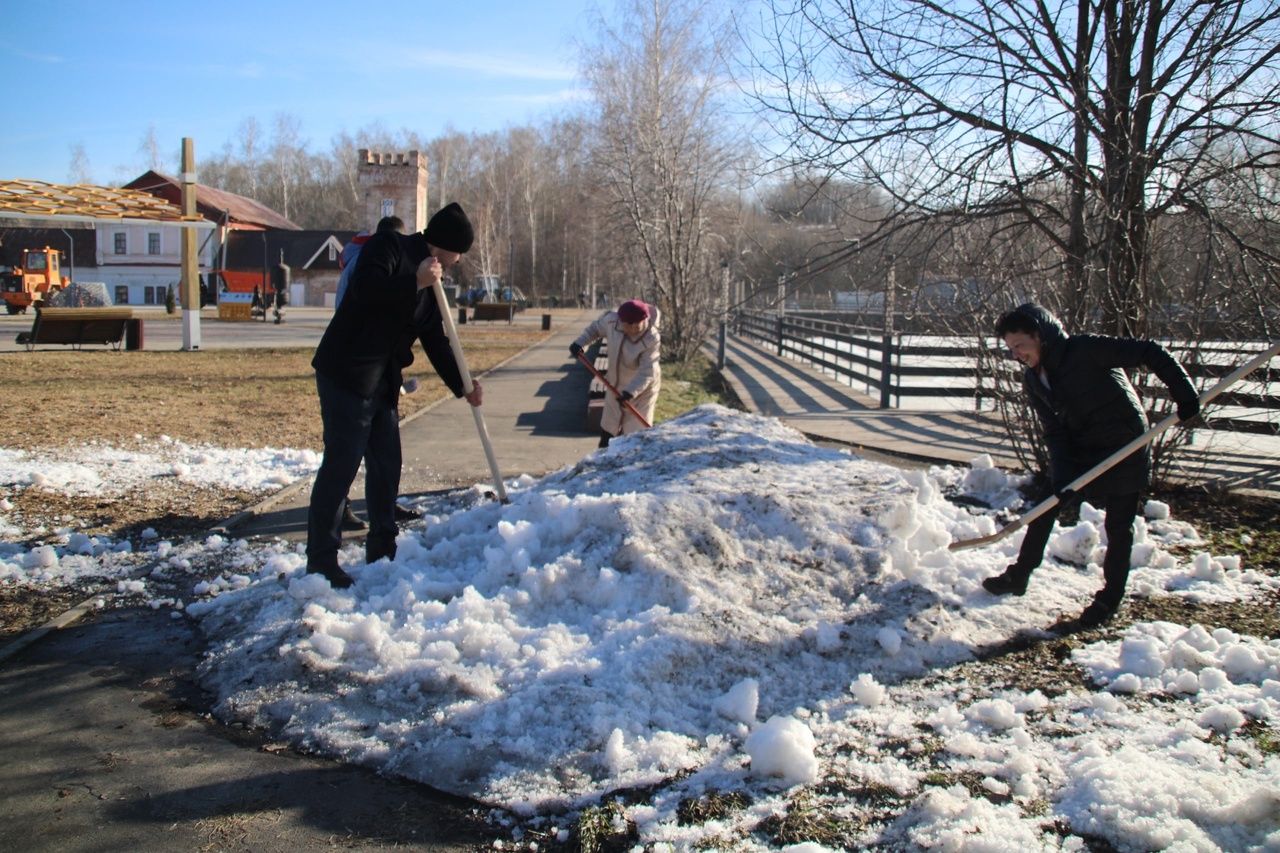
[2,246,68,314]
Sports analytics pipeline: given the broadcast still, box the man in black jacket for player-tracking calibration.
[981,303,1200,627]
[305,202,482,588]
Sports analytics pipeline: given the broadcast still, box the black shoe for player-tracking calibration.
[341,504,368,531]
[1078,594,1120,628]
[393,504,422,521]
[981,566,1029,596]
[306,558,354,589]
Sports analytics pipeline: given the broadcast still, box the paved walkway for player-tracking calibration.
[716,334,1280,497]
[715,335,1020,468]
[235,323,1277,545]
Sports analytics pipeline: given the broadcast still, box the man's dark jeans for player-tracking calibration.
[1013,490,1141,604]
[306,371,400,565]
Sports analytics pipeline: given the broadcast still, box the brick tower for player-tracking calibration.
[356,149,428,233]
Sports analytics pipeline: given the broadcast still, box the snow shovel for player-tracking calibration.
[575,350,653,429]
[427,279,509,503]
[949,341,1280,551]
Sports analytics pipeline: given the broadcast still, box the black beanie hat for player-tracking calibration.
[424,202,474,254]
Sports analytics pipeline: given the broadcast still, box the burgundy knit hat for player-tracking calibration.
[617,299,650,323]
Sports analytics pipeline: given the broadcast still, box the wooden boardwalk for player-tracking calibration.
[717,334,1280,498]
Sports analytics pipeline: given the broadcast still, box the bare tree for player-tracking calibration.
[426,128,471,216]
[138,124,165,173]
[238,117,263,197]
[748,0,1280,337]
[67,143,92,184]
[582,0,741,362]
[265,112,307,222]
[508,127,547,299]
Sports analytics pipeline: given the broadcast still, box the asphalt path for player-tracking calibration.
[0,306,337,352]
[0,598,502,851]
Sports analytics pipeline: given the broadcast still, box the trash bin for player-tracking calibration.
[541,313,552,331]
[125,318,145,351]
[458,307,468,325]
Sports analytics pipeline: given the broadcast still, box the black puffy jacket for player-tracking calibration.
[1013,303,1197,496]
[311,231,464,403]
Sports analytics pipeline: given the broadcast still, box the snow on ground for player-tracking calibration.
[0,435,319,498]
[3,405,1277,850]
[0,436,319,584]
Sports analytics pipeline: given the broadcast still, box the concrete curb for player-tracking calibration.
[0,594,102,665]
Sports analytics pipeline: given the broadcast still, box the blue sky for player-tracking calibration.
[2,0,598,185]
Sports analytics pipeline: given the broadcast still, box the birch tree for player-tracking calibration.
[67,144,92,184]
[582,0,740,361]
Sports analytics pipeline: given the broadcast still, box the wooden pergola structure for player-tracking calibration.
[1,140,213,349]
[0,178,211,229]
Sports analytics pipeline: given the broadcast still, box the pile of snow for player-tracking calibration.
[182,406,1279,848]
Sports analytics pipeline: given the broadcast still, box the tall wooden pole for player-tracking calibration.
[180,137,202,351]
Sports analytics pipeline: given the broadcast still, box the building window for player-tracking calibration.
[114,232,127,255]
[381,199,395,219]
[144,285,166,305]
[148,232,161,255]
[114,286,129,305]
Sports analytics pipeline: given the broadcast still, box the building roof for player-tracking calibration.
[124,171,301,232]
[222,229,358,271]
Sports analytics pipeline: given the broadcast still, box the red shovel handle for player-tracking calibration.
[575,350,652,429]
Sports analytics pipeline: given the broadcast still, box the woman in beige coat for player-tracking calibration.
[570,299,662,447]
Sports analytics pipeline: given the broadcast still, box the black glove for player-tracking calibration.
[617,390,634,403]
[569,342,584,359]
[1177,397,1201,423]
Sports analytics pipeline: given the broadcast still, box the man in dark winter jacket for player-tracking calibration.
[981,303,1200,627]
[305,202,482,588]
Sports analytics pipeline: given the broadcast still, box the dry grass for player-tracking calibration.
[0,324,549,451]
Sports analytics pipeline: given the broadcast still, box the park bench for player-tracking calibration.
[585,341,609,433]
[471,302,515,323]
[15,307,139,352]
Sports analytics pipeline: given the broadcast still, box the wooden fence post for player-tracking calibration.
[879,333,894,409]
